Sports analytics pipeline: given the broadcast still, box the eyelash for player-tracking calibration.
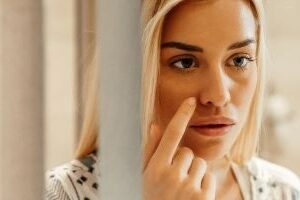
[169,55,198,73]
[169,54,256,73]
[227,54,256,71]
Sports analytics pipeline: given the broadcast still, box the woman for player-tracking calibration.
[45,0,300,199]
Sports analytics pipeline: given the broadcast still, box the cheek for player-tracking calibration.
[231,68,258,117]
[156,74,196,126]
[156,67,258,127]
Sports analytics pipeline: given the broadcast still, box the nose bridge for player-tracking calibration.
[201,65,231,107]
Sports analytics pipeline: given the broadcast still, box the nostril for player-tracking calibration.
[198,85,231,107]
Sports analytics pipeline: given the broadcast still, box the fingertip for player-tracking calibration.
[186,97,196,107]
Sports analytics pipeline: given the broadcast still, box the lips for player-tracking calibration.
[189,116,236,136]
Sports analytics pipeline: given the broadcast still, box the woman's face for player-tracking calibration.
[156,0,258,161]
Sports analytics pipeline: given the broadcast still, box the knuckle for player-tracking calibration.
[178,181,199,199]
[193,157,207,168]
[183,182,198,193]
[167,170,180,183]
[200,192,210,199]
[146,165,164,184]
[169,175,178,184]
[165,174,182,190]
[147,171,160,185]
[179,147,194,157]
[168,165,187,183]
[191,193,201,200]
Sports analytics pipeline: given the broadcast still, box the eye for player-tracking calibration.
[170,55,198,72]
[227,54,256,70]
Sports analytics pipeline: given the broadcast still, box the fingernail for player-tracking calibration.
[187,97,196,106]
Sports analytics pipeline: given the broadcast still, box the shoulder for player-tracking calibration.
[45,173,71,200]
[247,157,300,196]
[45,153,100,200]
[249,157,300,188]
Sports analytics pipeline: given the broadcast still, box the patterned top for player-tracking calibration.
[44,152,300,200]
[45,152,99,200]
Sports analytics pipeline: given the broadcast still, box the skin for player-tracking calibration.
[143,0,258,199]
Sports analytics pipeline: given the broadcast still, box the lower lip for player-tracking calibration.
[190,125,234,137]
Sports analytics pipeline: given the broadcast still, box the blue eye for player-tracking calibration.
[228,55,256,70]
[233,57,248,67]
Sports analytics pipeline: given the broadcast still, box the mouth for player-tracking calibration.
[190,124,234,136]
[190,117,235,137]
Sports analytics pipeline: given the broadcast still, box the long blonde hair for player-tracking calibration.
[75,49,99,158]
[75,0,266,165]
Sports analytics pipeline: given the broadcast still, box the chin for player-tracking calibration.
[181,129,233,161]
[191,145,228,161]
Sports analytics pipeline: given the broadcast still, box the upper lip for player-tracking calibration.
[189,116,236,127]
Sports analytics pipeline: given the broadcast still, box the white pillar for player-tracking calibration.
[98,0,142,199]
[0,0,44,199]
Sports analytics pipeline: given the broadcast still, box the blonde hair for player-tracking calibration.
[75,0,266,165]
[75,50,99,158]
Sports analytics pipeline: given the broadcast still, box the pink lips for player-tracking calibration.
[189,116,236,137]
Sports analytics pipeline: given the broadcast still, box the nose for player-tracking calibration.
[199,67,231,108]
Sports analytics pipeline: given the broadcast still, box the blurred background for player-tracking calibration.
[0,0,299,199]
[0,0,96,198]
[42,0,96,172]
[260,0,300,175]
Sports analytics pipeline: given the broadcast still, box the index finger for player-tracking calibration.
[154,97,196,165]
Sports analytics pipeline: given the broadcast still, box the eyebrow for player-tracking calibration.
[227,38,256,50]
[161,38,256,52]
[161,42,203,52]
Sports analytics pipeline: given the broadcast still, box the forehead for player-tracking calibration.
[161,0,257,47]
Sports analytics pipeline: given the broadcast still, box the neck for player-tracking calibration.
[206,156,236,197]
[207,155,230,170]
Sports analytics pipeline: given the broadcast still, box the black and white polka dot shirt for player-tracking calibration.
[45,152,300,200]
[45,151,99,200]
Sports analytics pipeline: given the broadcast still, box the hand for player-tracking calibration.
[143,97,216,200]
